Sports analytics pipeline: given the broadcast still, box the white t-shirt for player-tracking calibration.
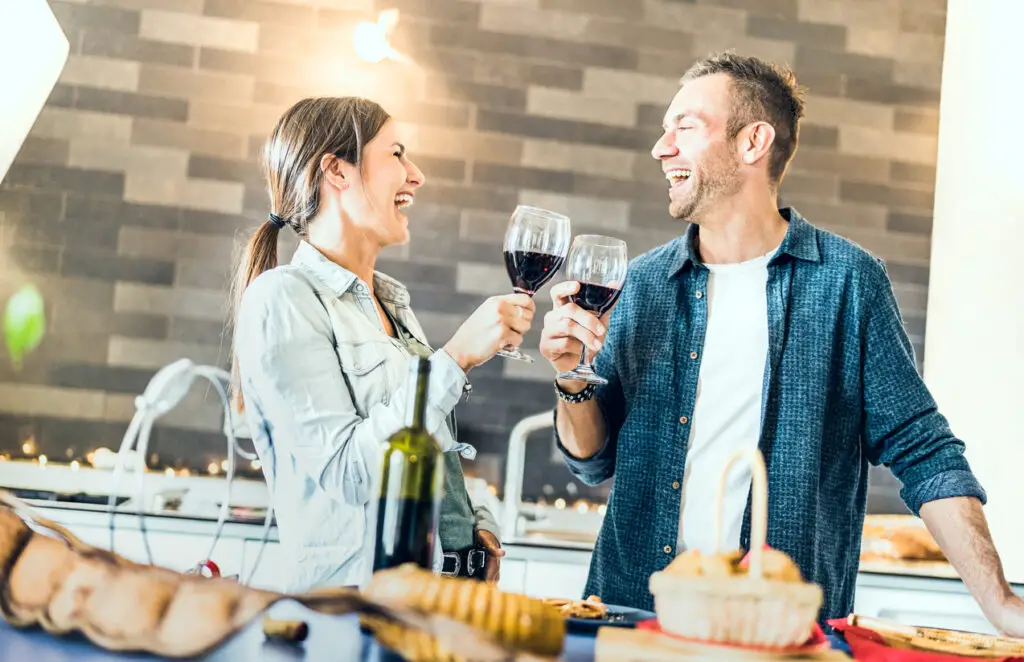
[677,248,776,555]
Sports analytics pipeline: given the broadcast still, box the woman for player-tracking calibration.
[230,97,534,593]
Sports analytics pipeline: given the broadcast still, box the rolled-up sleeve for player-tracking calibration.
[554,298,627,487]
[860,264,987,515]
[235,272,466,507]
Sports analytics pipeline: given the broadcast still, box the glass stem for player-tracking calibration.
[576,339,588,371]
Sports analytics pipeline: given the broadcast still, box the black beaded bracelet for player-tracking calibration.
[554,380,596,403]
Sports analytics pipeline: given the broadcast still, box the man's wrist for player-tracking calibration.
[555,377,589,395]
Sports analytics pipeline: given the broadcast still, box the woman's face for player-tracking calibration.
[339,119,425,247]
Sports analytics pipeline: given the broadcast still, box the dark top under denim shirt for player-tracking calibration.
[555,208,986,627]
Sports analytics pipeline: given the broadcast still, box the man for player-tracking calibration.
[539,51,1024,633]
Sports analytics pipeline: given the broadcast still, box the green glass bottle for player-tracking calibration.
[372,357,444,572]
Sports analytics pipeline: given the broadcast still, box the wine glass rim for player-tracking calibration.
[513,205,570,222]
[573,234,627,247]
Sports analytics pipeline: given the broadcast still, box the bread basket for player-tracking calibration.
[648,448,824,648]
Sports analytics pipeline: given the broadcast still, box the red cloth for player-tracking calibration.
[827,619,1024,662]
[637,619,829,655]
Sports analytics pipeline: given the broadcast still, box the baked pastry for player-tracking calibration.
[541,595,608,619]
[364,563,565,656]
[648,449,823,649]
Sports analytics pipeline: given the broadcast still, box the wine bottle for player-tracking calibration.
[372,357,444,572]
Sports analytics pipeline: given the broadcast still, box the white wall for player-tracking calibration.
[925,0,1024,582]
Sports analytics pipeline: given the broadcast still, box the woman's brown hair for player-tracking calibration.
[229,96,391,410]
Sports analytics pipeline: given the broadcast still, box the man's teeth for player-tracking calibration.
[665,169,692,183]
[395,193,414,208]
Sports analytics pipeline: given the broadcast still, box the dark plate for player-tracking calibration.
[565,605,656,635]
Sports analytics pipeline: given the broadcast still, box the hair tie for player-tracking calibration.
[268,213,286,229]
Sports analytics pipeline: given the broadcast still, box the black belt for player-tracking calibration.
[440,547,487,580]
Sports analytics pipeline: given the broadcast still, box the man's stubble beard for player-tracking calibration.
[669,142,742,225]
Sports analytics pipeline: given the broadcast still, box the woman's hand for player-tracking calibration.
[475,529,505,584]
[444,294,535,373]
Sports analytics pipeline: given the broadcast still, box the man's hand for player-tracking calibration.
[920,496,1022,634]
[989,595,1024,638]
[475,529,505,584]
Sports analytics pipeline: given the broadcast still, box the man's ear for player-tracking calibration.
[738,121,776,167]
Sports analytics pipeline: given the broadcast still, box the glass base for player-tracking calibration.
[557,363,607,385]
[497,346,534,363]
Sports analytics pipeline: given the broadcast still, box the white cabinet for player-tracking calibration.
[240,539,285,591]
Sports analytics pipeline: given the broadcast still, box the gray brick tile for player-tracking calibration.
[80,29,194,67]
[839,181,933,211]
[168,318,227,344]
[65,195,180,230]
[541,0,636,18]
[415,183,518,214]
[62,249,176,285]
[477,110,652,150]
[891,161,936,186]
[75,87,188,121]
[376,0,480,23]
[175,258,230,289]
[51,1,140,33]
[780,172,839,200]
[584,20,693,53]
[474,163,574,194]
[845,78,941,106]
[203,0,317,27]
[884,263,930,286]
[48,363,154,394]
[377,259,457,290]
[894,108,939,135]
[795,72,845,97]
[46,84,76,109]
[413,157,466,183]
[179,208,250,236]
[430,26,638,70]
[783,199,887,230]
[789,149,892,184]
[473,57,584,91]
[800,124,839,148]
[887,212,932,235]
[132,119,245,159]
[4,165,125,197]
[187,155,263,189]
[430,77,527,112]
[706,0,798,19]
[13,137,70,167]
[900,9,945,35]
[9,247,62,274]
[747,16,846,50]
[796,48,894,79]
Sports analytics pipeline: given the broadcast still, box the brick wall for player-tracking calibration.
[0,0,944,508]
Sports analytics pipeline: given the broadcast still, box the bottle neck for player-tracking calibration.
[407,358,430,429]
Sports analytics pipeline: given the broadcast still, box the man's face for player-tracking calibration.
[651,73,744,223]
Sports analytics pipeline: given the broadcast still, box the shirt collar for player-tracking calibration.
[670,206,820,277]
[291,241,411,306]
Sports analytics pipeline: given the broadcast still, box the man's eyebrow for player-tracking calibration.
[662,112,703,131]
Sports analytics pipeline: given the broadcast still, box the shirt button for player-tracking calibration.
[663,545,673,554]
[689,351,698,360]
[695,291,703,299]
[671,481,680,490]
[679,415,689,425]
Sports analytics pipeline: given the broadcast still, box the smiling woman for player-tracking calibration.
[227,96,535,592]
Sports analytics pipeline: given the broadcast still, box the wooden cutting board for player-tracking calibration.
[595,627,849,661]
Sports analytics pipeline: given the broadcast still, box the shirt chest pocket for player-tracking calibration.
[333,339,392,416]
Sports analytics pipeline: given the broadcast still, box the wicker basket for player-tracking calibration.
[648,448,824,648]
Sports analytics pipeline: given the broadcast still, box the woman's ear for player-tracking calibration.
[320,153,350,192]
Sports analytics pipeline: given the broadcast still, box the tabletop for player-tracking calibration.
[0,602,850,661]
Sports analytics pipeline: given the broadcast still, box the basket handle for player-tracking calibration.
[712,448,767,579]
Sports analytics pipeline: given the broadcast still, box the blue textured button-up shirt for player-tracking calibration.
[557,208,986,626]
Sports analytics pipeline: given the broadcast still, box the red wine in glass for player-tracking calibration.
[498,206,571,363]
[557,235,628,385]
[571,283,622,317]
[503,250,566,294]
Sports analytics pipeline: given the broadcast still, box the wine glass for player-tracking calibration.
[498,206,571,362]
[557,235,628,385]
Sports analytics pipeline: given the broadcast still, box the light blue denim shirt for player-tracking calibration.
[234,241,496,592]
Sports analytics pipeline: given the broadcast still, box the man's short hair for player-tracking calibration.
[681,51,806,184]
